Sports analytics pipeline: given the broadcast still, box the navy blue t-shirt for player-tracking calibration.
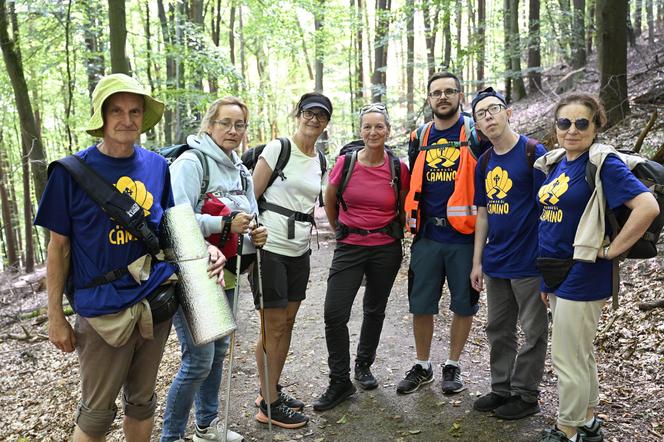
[537,152,648,301]
[415,117,473,244]
[34,145,176,317]
[474,136,546,278]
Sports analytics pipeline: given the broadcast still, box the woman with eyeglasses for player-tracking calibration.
[312,103,410,411]
[251,92,332,429]
[162,97,267,442]
[534,93,658,442]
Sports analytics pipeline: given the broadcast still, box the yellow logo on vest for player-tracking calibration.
[485,166,512,215]
[109,176,155,245]
[425,138,459,182]
[538,173,569,223]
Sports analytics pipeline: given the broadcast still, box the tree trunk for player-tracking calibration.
[371,0,391,103]
[509,0,527,100]
[406,0,414,119]
[296,18,314,81]
[356,0,365,106]
[646,0,654,45]
[108,0,130,74]
[586,0,595,54]
[21,136,34,272]
[527,0,542,93]
[635,0,643,36]
[0,0,48,205]
[503,0,512,102]
[315,0,325,92]
[597,0,630,126]
[0,131,19,271]
[441,6,451,69]
[83,1,105,99]
[455,0,462,72]
[476,0,486,89]
[571,0,586,68]
[157,0,175,144]
[423,0,438,79]
[558,0,572,61]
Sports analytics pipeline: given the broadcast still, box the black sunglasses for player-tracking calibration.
[556,118,591,131]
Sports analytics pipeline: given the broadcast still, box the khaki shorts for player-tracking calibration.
[73,315,171,437]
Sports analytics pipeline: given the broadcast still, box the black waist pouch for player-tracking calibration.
[146,284,179,324]
[536,257,575,290]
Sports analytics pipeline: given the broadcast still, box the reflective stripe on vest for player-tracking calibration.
[404,121,478,235]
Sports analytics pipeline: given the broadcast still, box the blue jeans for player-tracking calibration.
[161,289,235,441]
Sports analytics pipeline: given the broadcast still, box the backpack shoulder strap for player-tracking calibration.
[524,137,539,169]
[337,150,358,211]
[51,156,161,256]
[480,148,494,178]
[317,148,327,207]
[188,148,209,200]
[387,149,402,215]
[462,115,483,159]
[267,137,291,188]
[418,121,434,149]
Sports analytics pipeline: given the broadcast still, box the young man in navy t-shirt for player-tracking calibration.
[469,87,549,420]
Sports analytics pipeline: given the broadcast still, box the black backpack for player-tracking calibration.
[241,137,327,192]
[161,143,247,201]
[336,140,402,213]
[586,150,664,259]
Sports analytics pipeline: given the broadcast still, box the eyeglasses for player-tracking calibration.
[301,110,329,122]
[360,103,387,113]
[211,120,248,133]
[428,88,460,99]
[555,118,591,131]
[475,103,506,120]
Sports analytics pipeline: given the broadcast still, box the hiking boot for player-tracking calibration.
[441,364,466,394]
[493,395,540,420]
[193,417,244,442]
[396,364,434,395]
[313,380,357,411]
[254,384,305,411]
[255,398,309,429]
[536,427,577,441]
[354,361,378,390]
[473,392,509,412]
[578,417,604,442]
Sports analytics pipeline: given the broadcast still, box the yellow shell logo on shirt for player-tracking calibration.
[426,138,460,168]
[538,173,570,205]
[485,167,513,199]
[115,176,154,216]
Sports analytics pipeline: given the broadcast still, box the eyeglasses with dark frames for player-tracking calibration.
[428,88,461,99]
[555,118,591,131]
[475,103,506,120]
[301,110,329,122]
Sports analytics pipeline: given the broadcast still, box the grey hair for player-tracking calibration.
[359,103,391,129]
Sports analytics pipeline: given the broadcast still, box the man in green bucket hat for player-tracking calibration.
[34,73,226,441]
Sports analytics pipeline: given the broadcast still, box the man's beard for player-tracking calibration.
[432,101,460,120]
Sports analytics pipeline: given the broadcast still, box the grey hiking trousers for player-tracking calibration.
[485,275,548,403]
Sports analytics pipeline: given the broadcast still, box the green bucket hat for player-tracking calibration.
[85,73,165,138]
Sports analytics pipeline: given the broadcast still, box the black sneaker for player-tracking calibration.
[441,364,466,394]
[536,427,576,441]
[493,395,540,420]
[255,398,309,429]
[473,392,509,412]
[354,361,378,390]
[254,384,305,411]
[578,417,604,442]
[396,364,434,394]
[313,380,357,411]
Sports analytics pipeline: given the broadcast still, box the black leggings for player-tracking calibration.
[324,241,403,382]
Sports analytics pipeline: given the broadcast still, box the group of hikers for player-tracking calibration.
[38,70,659,442]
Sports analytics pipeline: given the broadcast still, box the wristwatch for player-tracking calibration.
[602,244,611,259]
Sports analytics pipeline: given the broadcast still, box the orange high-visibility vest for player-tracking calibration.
[404,120,479,235]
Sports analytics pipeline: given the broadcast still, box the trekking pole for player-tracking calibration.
[255,214,273,440]
[221,232,243,442]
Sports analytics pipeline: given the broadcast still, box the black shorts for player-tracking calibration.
[251,249,311,309]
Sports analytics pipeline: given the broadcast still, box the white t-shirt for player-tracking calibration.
[259,137,323,256]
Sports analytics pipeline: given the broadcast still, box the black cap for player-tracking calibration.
[300,95,333,118]
[471,87,507,115]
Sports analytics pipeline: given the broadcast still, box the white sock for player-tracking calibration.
[584,417,595,427]
[416,360,431,369]
[568,434,578,442]
[445,359,459,367]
